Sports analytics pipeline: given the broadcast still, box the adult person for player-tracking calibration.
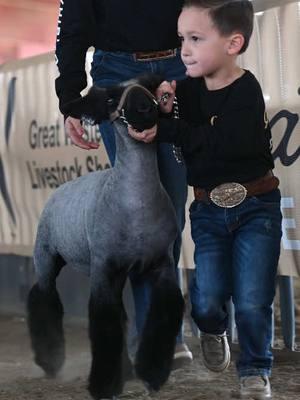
[55,0,192,366]
[129,1,282,398]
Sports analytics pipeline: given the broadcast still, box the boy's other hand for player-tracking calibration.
[156,80,176,113]
[127,125,157,143]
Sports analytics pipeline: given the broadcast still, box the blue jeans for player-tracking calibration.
[91,50,187,343]
[189,189,282,377]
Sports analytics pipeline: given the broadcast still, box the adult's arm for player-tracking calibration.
[55,0,96,117]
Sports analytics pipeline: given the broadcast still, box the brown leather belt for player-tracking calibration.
[193,171,280,208]
[133,48,177,61]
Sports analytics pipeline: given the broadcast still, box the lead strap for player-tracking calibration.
[172,97,184,164]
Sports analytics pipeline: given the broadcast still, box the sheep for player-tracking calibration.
[27,74,185,400]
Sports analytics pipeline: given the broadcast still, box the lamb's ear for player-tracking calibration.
[63,87,111,125]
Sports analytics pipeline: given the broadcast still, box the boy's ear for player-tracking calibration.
[227,33,245,55]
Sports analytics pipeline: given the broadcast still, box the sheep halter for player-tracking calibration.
[108,83,183,164]
[109,84,158,126]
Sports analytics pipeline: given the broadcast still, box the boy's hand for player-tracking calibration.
[127,125,157,143]
[156,80,176,113]
[65,116,99,150]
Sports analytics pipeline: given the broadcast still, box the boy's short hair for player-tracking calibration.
[183,0,254,53]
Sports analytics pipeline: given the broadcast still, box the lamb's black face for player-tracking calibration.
[65,72,164,129]
[121,86,159,132]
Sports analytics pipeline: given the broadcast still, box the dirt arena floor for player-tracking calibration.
[0,314,299,400]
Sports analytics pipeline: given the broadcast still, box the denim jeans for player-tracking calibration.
[189,189,282,377]
[91,50,187,344]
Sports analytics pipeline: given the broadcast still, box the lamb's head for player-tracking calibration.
[109,83,160,132]
[64,73,164,131]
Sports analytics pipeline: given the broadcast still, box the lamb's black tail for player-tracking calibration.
[27,283,65,377]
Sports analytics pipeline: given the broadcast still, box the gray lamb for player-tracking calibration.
[27,75,185,400]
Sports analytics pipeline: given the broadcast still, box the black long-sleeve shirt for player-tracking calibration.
[157,70,274,189]
[55,0,183,114]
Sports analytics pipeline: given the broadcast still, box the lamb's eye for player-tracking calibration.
[107,98,114,106]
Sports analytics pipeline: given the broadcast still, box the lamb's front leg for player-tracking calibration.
[135,256,185,391]
[88,262,127,400]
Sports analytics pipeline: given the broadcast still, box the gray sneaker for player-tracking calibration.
[240,375,271,399]
[200,332,230,372]
[172,343,193,370]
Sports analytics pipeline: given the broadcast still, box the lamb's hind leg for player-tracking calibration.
[88,261,127,400]
[27,249,65,377]
[135,256,185,391]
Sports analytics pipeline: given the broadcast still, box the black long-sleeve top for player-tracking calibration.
[157,70,274,189]
[55,0,183,114]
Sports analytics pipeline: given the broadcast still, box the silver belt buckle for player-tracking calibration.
[210,182,247,208]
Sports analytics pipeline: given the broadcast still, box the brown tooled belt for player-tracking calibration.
[133,48,177,61]
[193,171,280,208]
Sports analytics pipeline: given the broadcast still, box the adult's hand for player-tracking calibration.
[127,125,157,143]
[65,116,99,150]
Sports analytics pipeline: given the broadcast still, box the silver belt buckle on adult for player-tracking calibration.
[209,182,247,208]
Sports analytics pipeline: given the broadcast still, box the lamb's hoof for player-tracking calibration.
[35,358,63,378]
[45,370,57,379]
[100,397,118,400]
[34,347,65,378]
[88,380,121,400]
[142,381,158,396]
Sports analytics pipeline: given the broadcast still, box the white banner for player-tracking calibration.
[0,2,300,276]
[0,53,109,256]
[243,1,300,276]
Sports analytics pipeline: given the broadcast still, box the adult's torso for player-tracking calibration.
[92,0,184,52]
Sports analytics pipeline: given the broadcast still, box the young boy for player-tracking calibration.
[128,0,282,398]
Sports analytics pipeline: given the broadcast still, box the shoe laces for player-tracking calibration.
[202,332,227,343]
[241,375,268,387]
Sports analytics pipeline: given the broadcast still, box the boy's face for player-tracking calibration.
[178,7,232,78]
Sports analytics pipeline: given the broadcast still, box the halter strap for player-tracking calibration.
[109,84,158,123]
